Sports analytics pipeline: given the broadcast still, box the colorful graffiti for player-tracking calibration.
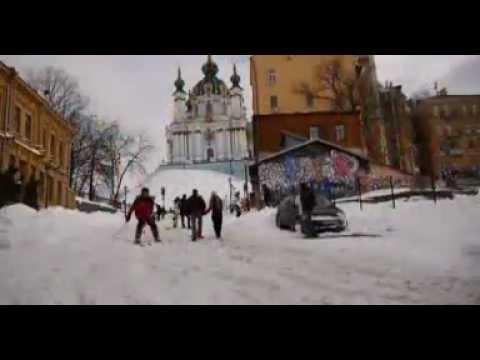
[258,150,365,201]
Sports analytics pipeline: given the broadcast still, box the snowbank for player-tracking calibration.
[131,169,245,207]
[0,195,479,305]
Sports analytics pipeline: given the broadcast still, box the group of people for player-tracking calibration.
[126,187,225,245]
[0,165,40,210]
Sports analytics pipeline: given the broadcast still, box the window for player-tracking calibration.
[469,140,476,149]
[42,129,47,149]
[309,127,321,139]
[443,105,449,116]
[336,125,346,141]
[473,104,478,116]
[25,114,32,141]
[267,69,277,86]
[14,106,21,133]
[306,93,314,109]
[30,166,36,181]
[57,181,63,205]
[462,105,468,115]
[433,106,439,117]
[50,134,56,158]
[270,96,278,112]
[59,142,64,167]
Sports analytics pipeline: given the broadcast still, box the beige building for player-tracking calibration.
[250,55,373,115]
[0,61,76,208]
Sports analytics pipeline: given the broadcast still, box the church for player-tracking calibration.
[166,56,249,164]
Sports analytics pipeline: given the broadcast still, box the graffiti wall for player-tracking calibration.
[258,149,366,200]
[359,164,414,192]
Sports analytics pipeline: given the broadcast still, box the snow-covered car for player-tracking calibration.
[276,194,348,235]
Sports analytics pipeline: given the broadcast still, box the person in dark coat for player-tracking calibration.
[188,189,206,242]
[262,184,272,208]
[299,182,316,238]
[204,191,224,239]
[180,194,190,229]
[24,177,39,210]
[126,188,160,245]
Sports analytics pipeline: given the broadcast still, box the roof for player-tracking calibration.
[0,60,76,135]
[256,138,369,165]
[280,130,308,142]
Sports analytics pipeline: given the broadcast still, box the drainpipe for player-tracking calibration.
[1,67,16,170]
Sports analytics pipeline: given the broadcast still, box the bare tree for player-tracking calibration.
[27,66,89,124]
[294,59,360,112]
[111,134,154,203]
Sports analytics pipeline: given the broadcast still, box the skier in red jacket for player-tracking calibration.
[126,188,160,245]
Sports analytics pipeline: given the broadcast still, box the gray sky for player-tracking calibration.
[2,55,479,172]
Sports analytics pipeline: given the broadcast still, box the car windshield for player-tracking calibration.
[315,194,332,209]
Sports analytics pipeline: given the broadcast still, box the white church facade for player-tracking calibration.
[166,56,249,164]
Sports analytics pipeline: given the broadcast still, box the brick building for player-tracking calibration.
[252,111,367,161]
[412,94,480,180]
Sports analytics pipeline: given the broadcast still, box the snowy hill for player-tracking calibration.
[129,169,246,207]
[1,194,480,304]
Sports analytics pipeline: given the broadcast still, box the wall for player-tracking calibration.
[0,61,75,209]
[258,144,368,200]
[253,111,365,159]
[250,55,358,115]
[413,95,480,179]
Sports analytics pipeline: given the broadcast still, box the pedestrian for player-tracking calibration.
[172,197,181,228]
[180,194,190,229]
[126,187,160,245]
[262,184,272,208]
[156,204,162,221]
[299,182,317,238]
[204,191,224,239]
[188,189,206,242]
[231,192,241,218]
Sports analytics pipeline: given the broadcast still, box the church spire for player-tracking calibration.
[174,67,186,94]
[230,64,241,89]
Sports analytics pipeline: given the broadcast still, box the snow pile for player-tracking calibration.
[76,197,116,210]
[0,194,479,305]
[131,169,245,207]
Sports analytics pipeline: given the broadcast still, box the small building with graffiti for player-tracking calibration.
[249,138,370,205]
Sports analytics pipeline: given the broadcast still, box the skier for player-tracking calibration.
[188,189,206,242]
[180,194,190,229]
[299,182,317,238]
[204,191,224,239]
[126,188,161,245]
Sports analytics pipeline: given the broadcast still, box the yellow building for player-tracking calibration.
[250,55,370,115]
[0,61,76,208]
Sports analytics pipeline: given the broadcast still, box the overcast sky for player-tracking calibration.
[1,55,479,172]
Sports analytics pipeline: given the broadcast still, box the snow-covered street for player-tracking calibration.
[1,192,480,305]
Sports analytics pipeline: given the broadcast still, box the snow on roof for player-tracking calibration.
[14,139,42,156]
[256,138,369,165]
